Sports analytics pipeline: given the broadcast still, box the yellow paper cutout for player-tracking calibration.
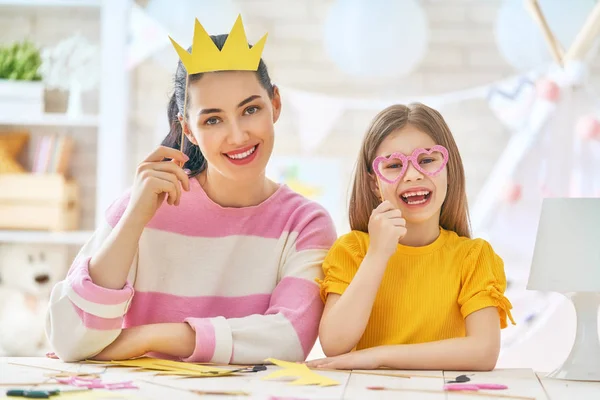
[169,14,267,74]
[153,370,233,377]
[261,358,339,387]
[87,357,236,377]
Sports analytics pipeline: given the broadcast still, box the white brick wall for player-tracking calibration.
[2,0,600,233]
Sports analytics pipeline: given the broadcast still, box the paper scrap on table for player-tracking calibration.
[262,358,339,387]
[86,357,237,377]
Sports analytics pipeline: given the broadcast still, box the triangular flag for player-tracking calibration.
[487,75,537,131]
[287,89,345,153]
[262,358,339,386]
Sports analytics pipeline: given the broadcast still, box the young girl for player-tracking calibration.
[308,103,515,371]
[45,18,336,364]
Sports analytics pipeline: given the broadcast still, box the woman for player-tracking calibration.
[45,22,337,364]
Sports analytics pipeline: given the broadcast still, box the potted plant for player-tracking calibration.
[0,40,45,116]
[39,34,99,117]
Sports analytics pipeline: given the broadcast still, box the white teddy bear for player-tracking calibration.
[0,244,67,356]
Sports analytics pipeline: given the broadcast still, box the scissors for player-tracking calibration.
[6,388,90,398]
[203,365,267,374]
[234,365,267,373]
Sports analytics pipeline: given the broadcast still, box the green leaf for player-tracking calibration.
[0,39,42,81]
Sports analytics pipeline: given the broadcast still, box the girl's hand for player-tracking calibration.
[306,348,384,370]
[127,146,191,226]
[367,200,406,260]
[91,325,154,361]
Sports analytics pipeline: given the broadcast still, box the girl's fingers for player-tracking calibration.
[381,209,403,219]
[388,217,406,227]
[373,200,396,214]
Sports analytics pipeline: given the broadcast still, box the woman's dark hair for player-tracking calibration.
[161,33,274,177]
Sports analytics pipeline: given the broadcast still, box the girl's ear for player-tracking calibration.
[177,113,198,145]
[271,85,282,123]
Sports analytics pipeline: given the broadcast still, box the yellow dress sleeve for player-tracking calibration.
[316,232,365,303]
[458,239,516,328]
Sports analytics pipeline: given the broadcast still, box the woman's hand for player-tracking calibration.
[306,347,384,370]
[91,323,196,361]
[91,325,154,361]
[367,200,406,260]
[127,146,191,226]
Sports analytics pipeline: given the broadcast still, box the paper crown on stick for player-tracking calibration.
[169,14,268,74]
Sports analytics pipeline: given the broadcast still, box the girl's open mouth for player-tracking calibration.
[400,190,431,206]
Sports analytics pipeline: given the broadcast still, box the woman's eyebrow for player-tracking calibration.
[197,95,261,116]
[237,94,261,108]
[198,107,222,116]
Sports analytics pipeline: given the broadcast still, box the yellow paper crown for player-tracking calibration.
[169,14,268,74]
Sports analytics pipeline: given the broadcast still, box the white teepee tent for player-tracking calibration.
[471,0,600,359]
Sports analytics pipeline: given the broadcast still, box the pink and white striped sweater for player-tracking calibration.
[45,178,337,363]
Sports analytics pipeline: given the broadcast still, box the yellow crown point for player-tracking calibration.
[169,14,268,74]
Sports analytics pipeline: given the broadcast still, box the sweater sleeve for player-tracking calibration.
[458,239,516,329]
[182,204,337,365]
[45,192,138,362]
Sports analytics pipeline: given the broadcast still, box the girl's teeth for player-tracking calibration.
[402,190,430,198]
[227,146,256,159]
[407,198,427,205]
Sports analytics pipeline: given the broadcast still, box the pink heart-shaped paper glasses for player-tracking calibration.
[372,145,449,185]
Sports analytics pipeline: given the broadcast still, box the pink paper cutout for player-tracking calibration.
[55,376,138,390]
[443,383,508,391]
[372,145,449,185]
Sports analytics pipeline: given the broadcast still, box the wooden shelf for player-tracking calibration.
[0,112,99,127]
[0,230,93,245]
[0,0,100,7]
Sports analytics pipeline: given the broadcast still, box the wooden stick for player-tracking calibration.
[0,382,64,387]
[446,390,535,400]
[309,367,409,378]
[368,386,536,400]
[308,367,442,379]
[565,1,600,61]
[525,0,564,66]
[141,379,250,396]
[193,389,250,396]
[8,362,65,373]
[8,362,105,381]
[353,370,414,379]
[364,371,442,379]
[195,362,250,369]
[375,174,386,202]
[180,73,190,168]
[163,362,256,377]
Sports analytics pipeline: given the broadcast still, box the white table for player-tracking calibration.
[1,357,598,399]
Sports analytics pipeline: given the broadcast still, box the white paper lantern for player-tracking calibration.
[323,0,429,79]
[495,0,597,71]
[145,0,241,73]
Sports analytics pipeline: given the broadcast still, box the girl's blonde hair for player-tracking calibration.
[349,103,471,238]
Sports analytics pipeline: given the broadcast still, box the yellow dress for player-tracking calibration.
[318,228,515,350]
